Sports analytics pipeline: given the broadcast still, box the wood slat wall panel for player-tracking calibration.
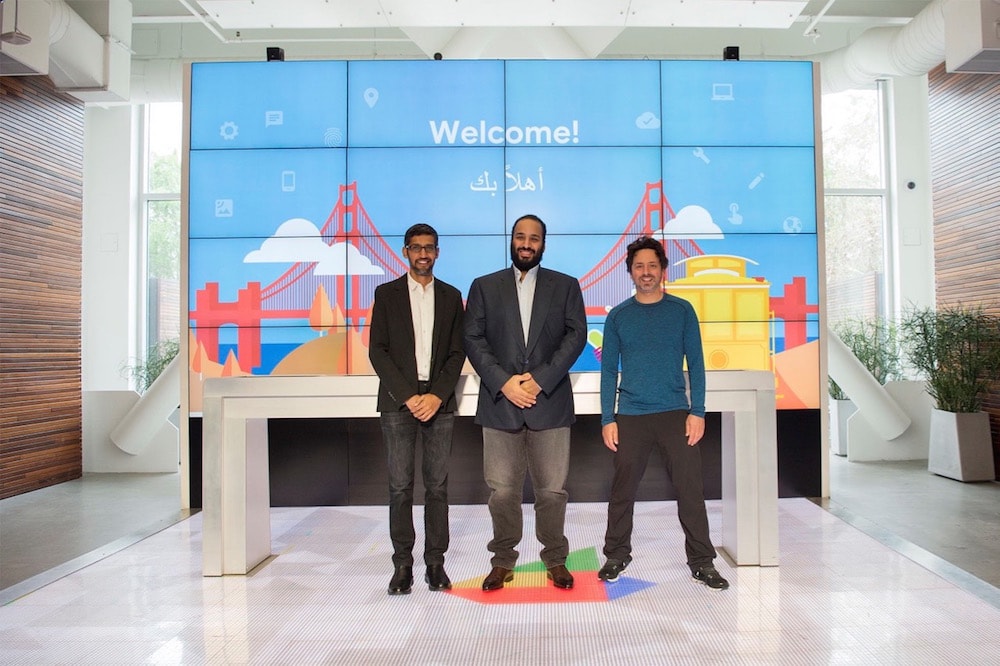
[0,76,85,499]
[927,65,1000,478]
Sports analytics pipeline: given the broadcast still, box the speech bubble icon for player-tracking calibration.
[363,88,379,108]
[264,110,283,127]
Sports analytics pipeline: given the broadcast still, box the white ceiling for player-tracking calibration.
[127,0,937,61]
[196,0,810,30]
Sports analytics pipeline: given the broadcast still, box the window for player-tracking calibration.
[141,103,182,359]
[821,85,890,328]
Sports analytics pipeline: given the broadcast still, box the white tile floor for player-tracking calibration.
[2,499,1000,665]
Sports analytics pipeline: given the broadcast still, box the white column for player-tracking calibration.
[887,75,936,315]
[82,104,138,393]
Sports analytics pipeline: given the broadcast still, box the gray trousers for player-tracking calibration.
[482,425,571,569]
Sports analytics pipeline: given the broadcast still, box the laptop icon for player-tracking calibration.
[711,82,734,101]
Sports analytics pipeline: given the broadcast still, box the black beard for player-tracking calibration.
[510,243,544,272]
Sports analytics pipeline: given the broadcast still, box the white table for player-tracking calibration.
[201,371,778,575]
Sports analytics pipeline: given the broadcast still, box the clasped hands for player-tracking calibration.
[501,372,540,409]
[405,392,443,422]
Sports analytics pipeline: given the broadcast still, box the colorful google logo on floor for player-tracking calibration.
[448,547,654,604]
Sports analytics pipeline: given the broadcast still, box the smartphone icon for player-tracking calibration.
[281,170,296,192]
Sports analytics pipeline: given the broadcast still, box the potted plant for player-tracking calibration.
[121,339,180,393]
[835,316,903,386]
[900,304,1000,481]
[828,376,855,456]
[828,316,902,455]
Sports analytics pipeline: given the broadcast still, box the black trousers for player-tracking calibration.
[381,410,453,568]
[603,410,717,570]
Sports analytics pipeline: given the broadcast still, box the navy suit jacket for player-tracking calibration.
[368,275,466,413]
[464,266,587,430]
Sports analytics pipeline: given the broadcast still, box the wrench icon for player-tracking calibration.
[692,147,710,164]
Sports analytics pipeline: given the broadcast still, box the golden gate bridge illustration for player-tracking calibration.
[191,181,816,374]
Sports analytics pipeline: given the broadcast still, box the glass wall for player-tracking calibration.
[140,102,182,383]
[821,85,889,328]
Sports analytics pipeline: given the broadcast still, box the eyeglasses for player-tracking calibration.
[406,244,438,254]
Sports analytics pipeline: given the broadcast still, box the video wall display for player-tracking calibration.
[187,58,820,411]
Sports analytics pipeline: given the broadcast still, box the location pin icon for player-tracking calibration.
[364,88,379,108]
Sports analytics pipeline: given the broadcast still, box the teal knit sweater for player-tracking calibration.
[600,294,706,425]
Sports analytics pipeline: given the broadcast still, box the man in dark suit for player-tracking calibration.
[369,223,466,596]
[464,214,587,591]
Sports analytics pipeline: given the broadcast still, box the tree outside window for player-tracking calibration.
[142,103,182,375]
[821,86,890,328]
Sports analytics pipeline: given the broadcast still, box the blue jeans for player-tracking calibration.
[380,410,454,568]
[604,410,717,570]
[482,426,570,569]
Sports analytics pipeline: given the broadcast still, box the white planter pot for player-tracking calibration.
[829,398,856,457]
[928,409,996,482]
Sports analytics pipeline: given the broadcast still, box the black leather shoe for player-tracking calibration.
[482,566,514,591]
[388,565,413,595]
[425,564,452,591]
[546,564,574,589]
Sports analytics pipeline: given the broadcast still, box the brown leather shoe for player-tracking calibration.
[481,566,514,591]
[546,564,574,589]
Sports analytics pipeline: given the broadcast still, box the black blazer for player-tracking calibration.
[464,266,587,430]
[369,274,466,413]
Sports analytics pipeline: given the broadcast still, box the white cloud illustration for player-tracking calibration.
[243,218,330,262]
[313,242,385,276]
[243,217,385,276]
[659,205,724,240]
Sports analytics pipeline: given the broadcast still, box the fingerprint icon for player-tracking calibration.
[324,127,344,147]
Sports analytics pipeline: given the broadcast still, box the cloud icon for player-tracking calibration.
[243,217,385,276]
[659,205,724,240]
[635,111,660,130]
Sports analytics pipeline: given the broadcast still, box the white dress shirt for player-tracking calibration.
[407,273,435,382]
[513,264,538,346]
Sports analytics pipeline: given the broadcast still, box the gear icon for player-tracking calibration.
[219,121,239,140]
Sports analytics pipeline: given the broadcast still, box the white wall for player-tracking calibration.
[83,390,179,472]
[82,104,181,472]
[888,75,937,314]
[82,104,139,392]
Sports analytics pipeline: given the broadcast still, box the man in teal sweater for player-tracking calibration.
[598,236,729,590]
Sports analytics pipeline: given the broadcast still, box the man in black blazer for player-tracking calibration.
[464,214,587,591]
[369,223,466,596]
